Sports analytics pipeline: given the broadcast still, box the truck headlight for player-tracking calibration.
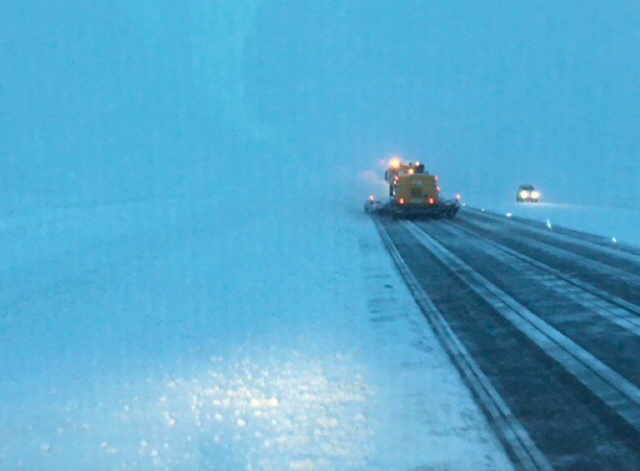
[519,190,530,199]
[531,191,540,199]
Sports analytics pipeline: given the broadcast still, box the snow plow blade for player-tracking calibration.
[365,199,460,220]
[389,199,460,220]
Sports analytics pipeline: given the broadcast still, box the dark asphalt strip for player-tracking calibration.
[443,219,640,317]
[463,209,640,275]
[416,220,640,390]
[453,213,640,309]
[375,218,552,471]
[379,218,640,471]
[464,207,640,260]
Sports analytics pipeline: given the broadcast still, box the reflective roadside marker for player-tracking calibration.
[546,220,553,230]
[481,208,485,212]
[612,237,618,244]
[506,213,513,218]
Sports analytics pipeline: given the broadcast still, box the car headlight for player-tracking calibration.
[531,191,540,199]
[519,190,530,199]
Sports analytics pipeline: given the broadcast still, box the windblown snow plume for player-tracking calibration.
[358,168,389,200]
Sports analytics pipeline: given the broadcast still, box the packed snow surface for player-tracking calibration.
[0,198,513,470]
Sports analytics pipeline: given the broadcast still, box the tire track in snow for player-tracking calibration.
[375,219,551,471]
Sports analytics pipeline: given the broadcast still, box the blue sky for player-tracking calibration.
[2,1,639,206]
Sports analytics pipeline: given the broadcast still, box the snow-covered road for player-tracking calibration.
[0,199,512,471]
[464,198,640,248]
[379,208,640,471]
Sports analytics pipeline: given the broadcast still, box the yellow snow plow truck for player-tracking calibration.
[364,158,460,219]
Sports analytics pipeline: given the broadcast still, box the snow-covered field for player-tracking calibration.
[3,0,639,468]
[465,196,640,248]
[0,198,513,471]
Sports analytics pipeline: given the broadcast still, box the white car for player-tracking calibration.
[516,184,540,203]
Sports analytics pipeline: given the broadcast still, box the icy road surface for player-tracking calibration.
[0,199,513,471]
[379,207,640,471]
[465,197,640,248]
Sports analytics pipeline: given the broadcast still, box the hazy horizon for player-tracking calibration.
[2,1,639,207]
